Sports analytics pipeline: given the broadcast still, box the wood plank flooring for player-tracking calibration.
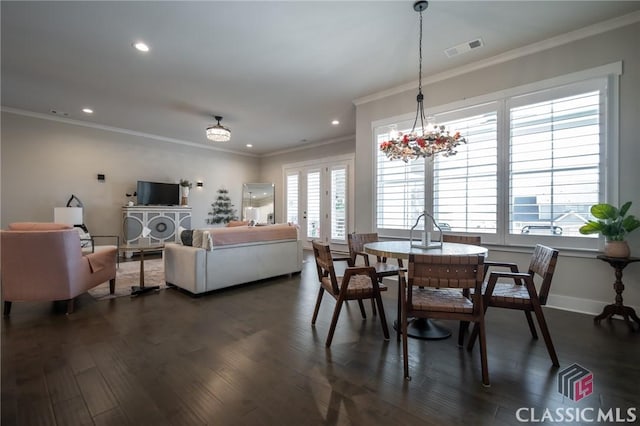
[2,251,639,425]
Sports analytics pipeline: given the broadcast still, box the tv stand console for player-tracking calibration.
[122,206,191,257]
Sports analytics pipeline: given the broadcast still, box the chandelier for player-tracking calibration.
[379,1,466,163]
[206,115,231,142]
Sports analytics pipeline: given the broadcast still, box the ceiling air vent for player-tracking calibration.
[444,38,484,58]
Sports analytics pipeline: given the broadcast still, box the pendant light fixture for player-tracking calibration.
[379,1,466,162]
[206,115,231,142]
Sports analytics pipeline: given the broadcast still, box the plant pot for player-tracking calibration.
[604,240,630,258]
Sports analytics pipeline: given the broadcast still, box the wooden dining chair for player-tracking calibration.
[311,241,390,347]
[441,234,482,345]
[466,244,560,367]
[401,253,489,385]
[347,233,404,316]
[442,234,482,245]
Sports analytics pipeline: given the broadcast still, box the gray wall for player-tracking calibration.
[355,23,640,313]
[1,112,260,235]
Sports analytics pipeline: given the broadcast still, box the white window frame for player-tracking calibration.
[373,62,621,251]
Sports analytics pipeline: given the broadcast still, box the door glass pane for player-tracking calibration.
[307,171,321,239]
[331,167,346,241]
[286,173,298,224]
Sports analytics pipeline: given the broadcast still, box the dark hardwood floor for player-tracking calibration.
[2,251,639,425]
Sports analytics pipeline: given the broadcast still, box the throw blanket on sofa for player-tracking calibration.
[209,224,298,246]
[184,224,299,249]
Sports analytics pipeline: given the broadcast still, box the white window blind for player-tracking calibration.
[509,90,601,239]
[331,166,347,241]
[307,171,321,239]
[286,173,298,224]
[376,122,425,233]
[433,111,498,234]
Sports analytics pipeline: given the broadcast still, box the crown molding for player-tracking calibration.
[261,134,355,158]
[353,10,640,106]
[1,107,259,158]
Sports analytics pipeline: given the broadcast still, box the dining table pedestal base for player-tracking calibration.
[393,318,452,340]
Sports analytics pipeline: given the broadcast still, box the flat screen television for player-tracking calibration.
[136,181,180,206]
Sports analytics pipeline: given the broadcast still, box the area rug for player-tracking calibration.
[88,258,166,300]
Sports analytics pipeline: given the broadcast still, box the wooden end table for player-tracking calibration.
[119,243,164,296]
[594,255,640,331]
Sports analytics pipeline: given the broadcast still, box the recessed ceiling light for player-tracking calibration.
[331,120,340,125]
[133,41,150,52]
[82,108,94,114]
[246,144,253,148]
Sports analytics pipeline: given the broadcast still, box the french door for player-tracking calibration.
[284,156,353,251]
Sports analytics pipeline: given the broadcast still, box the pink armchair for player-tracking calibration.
[1,222,117,316]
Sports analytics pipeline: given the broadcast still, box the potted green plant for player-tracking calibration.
[579,201,640,257]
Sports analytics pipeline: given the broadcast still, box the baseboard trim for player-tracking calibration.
[546,294,639,316]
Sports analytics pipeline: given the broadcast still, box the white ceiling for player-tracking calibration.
[2,1,640,155]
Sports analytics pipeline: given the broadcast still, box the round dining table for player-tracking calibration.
[364,241,488,340]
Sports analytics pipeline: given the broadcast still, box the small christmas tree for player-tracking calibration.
[207,188,238,224]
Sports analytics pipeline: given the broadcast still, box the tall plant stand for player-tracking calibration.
[594,255,640,331]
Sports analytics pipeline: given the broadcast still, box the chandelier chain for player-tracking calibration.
[412,8,425,135]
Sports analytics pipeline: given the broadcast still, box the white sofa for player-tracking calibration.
[164,224,303,295]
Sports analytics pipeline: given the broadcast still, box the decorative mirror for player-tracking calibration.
[242,183,275,224]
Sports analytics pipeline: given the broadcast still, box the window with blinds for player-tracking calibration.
[433,111,497,234]
[331,166,347,241]
[376,122,425,233]
[509,90,601,238]
[286,173,298,224]
[374,74,612,249]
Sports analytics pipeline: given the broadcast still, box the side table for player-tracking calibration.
[119,243,164,296]
[594,255,640,331]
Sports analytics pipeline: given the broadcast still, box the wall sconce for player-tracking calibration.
[196,181,203,187]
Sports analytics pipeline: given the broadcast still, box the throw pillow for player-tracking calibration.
[180,229,194,246]
[202,231,213,250]
[192,229,204,248]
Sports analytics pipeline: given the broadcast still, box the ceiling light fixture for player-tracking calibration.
[379,1,466,162]
[331,120,340,125]
[246,144,253,148]
[82,108,93,114]
[133,41,150,52]
[206,115,231,142]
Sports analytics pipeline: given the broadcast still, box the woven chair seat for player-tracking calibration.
[411,288,473,313]
[322,275,387,297]
[481,282,531,305]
